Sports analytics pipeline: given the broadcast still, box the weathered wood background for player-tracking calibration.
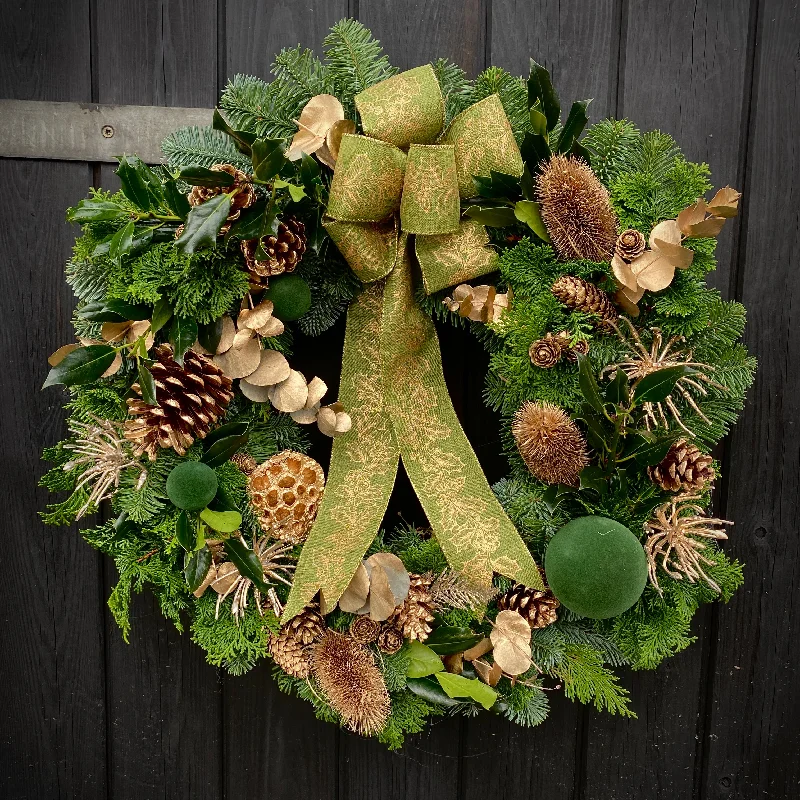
[1,1,797,797]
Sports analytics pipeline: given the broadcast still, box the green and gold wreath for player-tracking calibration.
[41,20,755,748]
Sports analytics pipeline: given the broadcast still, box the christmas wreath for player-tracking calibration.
[41,20,755,748]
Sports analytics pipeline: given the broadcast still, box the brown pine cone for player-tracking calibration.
[188,163,256,219]
[376,625,404,654]
[124,345,233,460]
[497,582,560,629]
[615,228,646,262]
[648,439,715,492]
[388,573,435,642]
[269,605,327,679]
[551,275,618,328]
[555,331,591,362]
[241,218,307,282]
[350,616,381,644]
[230,452,257,475]
[529,333,564,369]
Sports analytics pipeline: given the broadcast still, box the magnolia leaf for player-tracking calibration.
[632,364,697,405]
[514,200,550,242]
[490,610,532,676]
[203,421,249,448]
[47,343,79,367]
[175,511,195,551]
[425,625,484,655]
[463,637,493,662]
[604,368,630,405]
[406,641,445,678]
[365,553,410,605]
[435,671,498,710]
[104,299,152,321]
[473,659,503,687]
[527,59,560,130]
[184,545,213,593]
[197,317,224,354]
[406,676,462,707]
[43,344,117,388]
[200,508,242,533]
[176,193,232,255]
[364,565,395,621]
[223,537,267,590]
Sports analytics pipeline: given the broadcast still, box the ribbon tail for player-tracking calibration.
[282,282,401,621]
[382,244,544,590]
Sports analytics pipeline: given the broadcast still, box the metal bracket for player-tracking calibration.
[0,100,213,163]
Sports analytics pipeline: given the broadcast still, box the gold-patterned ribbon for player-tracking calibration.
[283,65,543,620]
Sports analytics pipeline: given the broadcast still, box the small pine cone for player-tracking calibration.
[388,573,435,642]
[270,630,312,678]
[648,439,715,492]
[188,163,256,219]
[615,228,646,262]
[555,331,591,362]
[551,275,618,328]
[230,452,257,475]
[529,333,565,369]
[124,345,233,461]
[284,604,327,645]
[350,616,381,644]
[241,217,307,280]
[497,583,560,629]
[377,625,404,654]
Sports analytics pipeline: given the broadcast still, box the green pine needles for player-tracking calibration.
[39,19,754,750]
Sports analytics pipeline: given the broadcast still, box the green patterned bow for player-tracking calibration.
[283,65,543,620]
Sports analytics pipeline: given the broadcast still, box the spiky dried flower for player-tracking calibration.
[511,401,589,486]
[312,631,391,736]
[644,496,732,593]
[64,417,146,519]
[429,569,498,612]
[537,154,618,261]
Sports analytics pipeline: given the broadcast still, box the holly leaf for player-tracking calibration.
[67,198,127,223]
[200,508,242,533]
[175,193,231,255]
[137,362,158,406]
[406,640,445,678]
[623,431,676,466]
[273,178,306,202]
[434,672,498,710]
[251,138,285,183]
[197,317,224,354]
[227,199,267,240]
[43,344,117,388]
[632,365,697,406]
[116,155,154,211]
[425,625,484,655]
[514,200,550,242]
[178,165,236,187]
[223,537,267,590]
[578,465,609,495]
[163,178,191,219]
[213,109,258,155]
[168,315,197,365]
[184,545,212,592]
[108,220,135,263]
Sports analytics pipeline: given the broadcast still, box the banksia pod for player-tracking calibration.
[536,154,618,261]
[124,345,234,461]
[615,228,646,262]
[497,583,560,629]
[551,275,618,328]
[648,439,715,493]
[269,605,326,679]
[529,333,565,369]
[188,164,256,219]
[512,401,589,486]
[350,616,381,644]
[388,573,435,642]
[312,631,391,736]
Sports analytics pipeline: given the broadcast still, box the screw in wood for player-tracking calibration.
[101,125,115,138]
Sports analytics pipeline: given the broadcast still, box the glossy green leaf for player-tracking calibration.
[116,155,153,211]
[472,170,520,200]
[175,193,232,255]
[579,465,609,495]
[104,299,152,321]
[527,59,560,130]
[213,109,258,155]
[150,296,173,334]
[251,138,285,183]
[43,345,117,388]
[202,434,250,469]
[520,165,535,200]
[273,178,306,202]
[577,354,605,414]
[424,625,483,655]
[76,300,126,322]
[556,99,591,154]
[137,362,158,406]
[299,153,321,188]
[201,508,242,533]
[406,641,445,678]
[406,677,462,708]
[571,138,592,166]
[203,421,250,449]
[520,131,552,174]
[109,220,135,262]
[178,165,236,187]
[67,198,127,223]
[198,317,224,354]
[624,431,676,467]
[184,545,212,592]
[168,315,198,365]
[578,405,611,452]
[632,365,697,406]
[604,369,630,405]
[227,199,267,240]
[175,511,195,551]
[463,204,517,228]
[224,537,267,590]
[435,672,498,710]
[514,200,550,242]
[163,178,191,219]
[529,106,548,137]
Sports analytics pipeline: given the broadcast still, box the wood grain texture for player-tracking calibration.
[699,1,800,797]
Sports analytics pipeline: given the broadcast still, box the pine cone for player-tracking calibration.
[188,164,256,220]
[616,228,646,262]
[350,616,381,644]
[124,345,233,461]
[230,452,257,475]
[377,625,404,654]
[270,605,327,679]
[247,451,325,544]
[648,439,715,492]
[551,275,618,328]
[388,573,435,642]
[497,583,560,629]
[529,333,564,369]
[555,331,591,362]
[241,218,307,284]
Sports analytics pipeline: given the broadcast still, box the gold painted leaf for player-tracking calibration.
[268,369,309,412]
[490,610,532,676]
[630,250,676,292]
[339,563,371,613]
[246,350,291,386]
[48,343,79,366]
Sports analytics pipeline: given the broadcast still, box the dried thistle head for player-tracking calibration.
[512,401,588,486]
[536,154,618,261]
[644,496,732,594]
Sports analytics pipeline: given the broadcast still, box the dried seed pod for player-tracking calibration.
[376,625,404,654]
[350,616,381,644]
[615,228,646,262]
[529,333,565,368]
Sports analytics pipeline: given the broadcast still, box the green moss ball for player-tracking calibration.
[166,461,218,511]
[263,274,312,322]
[544,516,648,619]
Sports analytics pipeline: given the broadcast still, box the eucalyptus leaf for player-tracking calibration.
[224,537,267,590]
[406,640,445,678]
[201,434,250,469]
[184,545,212,592]
[137,363,158,406]
[175,193,232,255]
[168,315,198,365]
[514,200,550,242]
[463,205,517,228]
[175,511,195,551]
[178,165,236,187]
[435,671,498,710]
[200,508,243,533]
[43,345,117,388]
[425,625,483,655]
[632,365,697,406]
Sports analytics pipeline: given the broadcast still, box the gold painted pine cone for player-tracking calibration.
[247,451,325,544]
[350,616,381,644]
[648,439,715,492]
[551,275,618,328]
[269,605,327,679]
[188,163,256,222]
[377,625,404,654]
[241,217,307,282]
[497,582,560,629]
[124,345,234,461]
[387,573,435,642]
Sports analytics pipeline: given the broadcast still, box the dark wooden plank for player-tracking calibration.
[91,3,223,797]
[0,2,107,798]
[221,5,346,799]
[577,3,755,797]
[699,2,800,797]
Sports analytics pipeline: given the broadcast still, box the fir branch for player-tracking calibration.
[431,58,474,127]
[272,46,332,100]
[471,66,531,144]
[161,125,251,171]
[219,74,304,140]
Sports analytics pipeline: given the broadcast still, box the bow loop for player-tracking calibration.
[399,144,460,235]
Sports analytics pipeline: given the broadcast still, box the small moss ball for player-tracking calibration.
[166,461,218,511]
[264,274,312,322]
[544,516,647,619]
